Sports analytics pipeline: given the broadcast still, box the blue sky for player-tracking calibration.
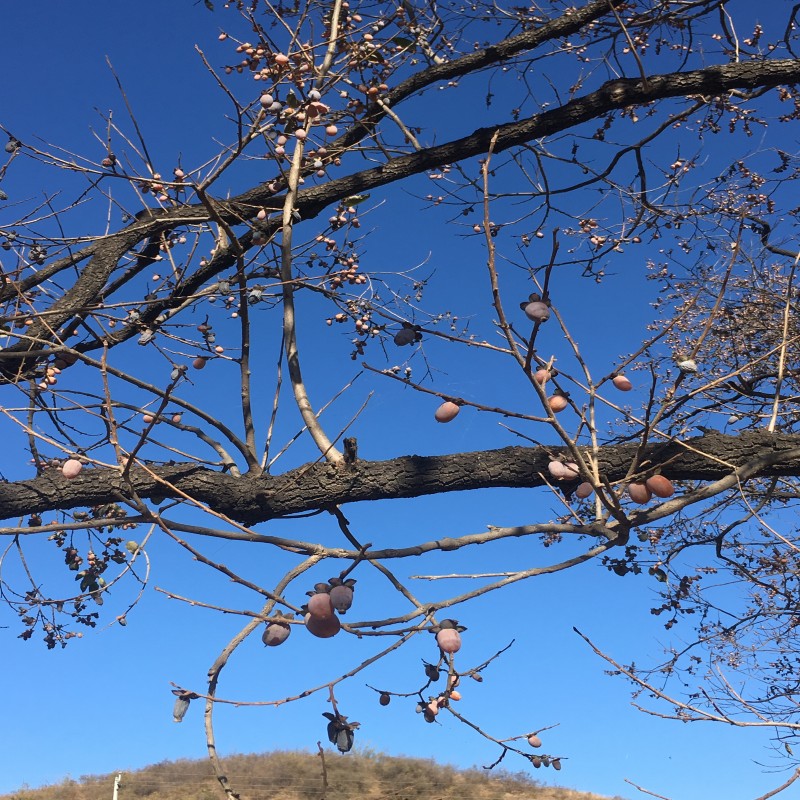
[0,3,796,800]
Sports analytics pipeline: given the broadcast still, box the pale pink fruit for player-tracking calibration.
[627,482,652,504]
[548,460,568,480]
[436,628,461,653]
[325,124,338,136]
[527,734,542,748]
[645,475,675,498]
[547,393,569,413]
[305,612,341,638]
[274,53,290,65]
[307,592,334,619]
[612,374,633,391]
[61,459,83,479]
[434,401,460,423]
[533,369,550,385]
[563,461,580,479]
[576,481,594,499]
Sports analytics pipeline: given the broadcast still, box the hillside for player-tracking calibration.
[1,751,625,800]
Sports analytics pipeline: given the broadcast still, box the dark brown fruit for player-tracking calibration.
[329,584,354,613]
[262,621,291,647]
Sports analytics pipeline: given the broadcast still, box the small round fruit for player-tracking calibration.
[524,301,550,323]
[262,621,291,647]
[563,461,580,479]
[612,374,633,391]
[434,401,460,423]
[307,592,334,620]
[548,460,568,480]
[448,689,462,701]
[193,357,207,370]
[393,327,416,346]
[552,759,562,771]
[379,693,391,706]
[125,540,139,554]
[547,393,569,413]
[533,368,550,385]
[325,124,338,136]
[329,583,354,613]
[61,459,83,479]
[527,734,542,748]
[575,481,594,499]
[304,612,341,638]
[627,482,652,504]
[436,628,462,654]
[646,474,675,498]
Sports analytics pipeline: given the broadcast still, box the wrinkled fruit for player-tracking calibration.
[262,621,291,647]
[393,327,416,346]
[524,301,550,323]
[329,584,354,613]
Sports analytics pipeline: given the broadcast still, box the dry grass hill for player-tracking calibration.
[1,751,625,800]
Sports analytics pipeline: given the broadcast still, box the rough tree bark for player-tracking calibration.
[3,430,798,525]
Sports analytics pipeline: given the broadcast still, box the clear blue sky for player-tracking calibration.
[0,3,794,800]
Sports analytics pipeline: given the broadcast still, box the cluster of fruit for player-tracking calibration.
[261,578,357,645]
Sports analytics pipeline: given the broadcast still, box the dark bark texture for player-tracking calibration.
[4,430,799,526]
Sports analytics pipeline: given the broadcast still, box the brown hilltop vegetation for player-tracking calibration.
[1,751,624,800]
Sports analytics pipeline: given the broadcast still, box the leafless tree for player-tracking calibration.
[3,0,800,797]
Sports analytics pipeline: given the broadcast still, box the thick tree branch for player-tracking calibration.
[3,430,800,526]
[3,57,799,378]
